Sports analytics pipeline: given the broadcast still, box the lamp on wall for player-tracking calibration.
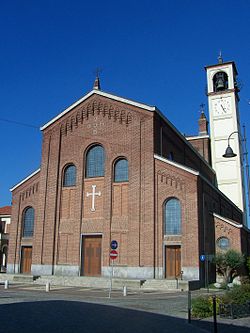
[223,131,238,158]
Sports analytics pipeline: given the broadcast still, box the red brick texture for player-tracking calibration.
[7,91,249,281]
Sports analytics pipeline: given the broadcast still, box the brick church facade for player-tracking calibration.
[8,70,250,283]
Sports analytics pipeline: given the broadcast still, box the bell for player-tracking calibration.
[216,77,225,90]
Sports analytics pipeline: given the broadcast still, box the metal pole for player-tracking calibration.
[206,257,209,293]
[188,290,191,324]
[108,259,114,298]
[213,295,218,333]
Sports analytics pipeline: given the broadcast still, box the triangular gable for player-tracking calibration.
[10,169,41,192]
[40,89,156,131]
[213,212,242,228]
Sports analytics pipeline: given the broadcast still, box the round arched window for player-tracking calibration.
[114,159,128,182]
[22,207,35,238]
[217,237,230,250]
[164,198,181,235]
[63,164,76,186]
[85,145,105,178]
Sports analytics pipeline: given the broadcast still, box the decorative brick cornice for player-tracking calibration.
[157,170,185,190]
[60,98,132,136]
[215,220,233,235]
[20,182,39,202]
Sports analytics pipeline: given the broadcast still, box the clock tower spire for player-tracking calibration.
[206,58,246,224]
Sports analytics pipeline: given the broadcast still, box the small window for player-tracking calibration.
[168,152,174,161]
[114,159,128,182]
[86,145,105,178]
[63,164,76,186]
[22,207,35,238]
[217,237,230,250]
[164,198,181,235]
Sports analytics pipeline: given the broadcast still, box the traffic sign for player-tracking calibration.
[110,240,118,250]
[110,250,118,260]
[200,255,206,262]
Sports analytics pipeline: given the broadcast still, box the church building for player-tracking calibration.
[7,58,250,284]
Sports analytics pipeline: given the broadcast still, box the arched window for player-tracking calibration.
[164,198,181,235]
[217,237,230,251]
[86,145,105,178]
[63,164,77,186]
[114,159,128,182]
[22,207,35,238]
[213,71,228,92]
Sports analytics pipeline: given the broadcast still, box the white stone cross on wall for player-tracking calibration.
[86,184,101,212]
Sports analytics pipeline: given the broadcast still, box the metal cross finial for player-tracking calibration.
[93,67,102,78]
[218,51,223,64]
[200,103,205,114]
[93,68,102,90]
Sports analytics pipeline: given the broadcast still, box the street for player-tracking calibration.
[0,284,249,333]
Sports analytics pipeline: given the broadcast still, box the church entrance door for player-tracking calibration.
[81,235,102,276]
[20,246,32,274]
[165,245,181,279]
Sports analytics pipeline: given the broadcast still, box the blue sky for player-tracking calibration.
[1,0,250,208]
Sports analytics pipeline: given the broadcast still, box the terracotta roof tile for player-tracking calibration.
[0,206,11,215]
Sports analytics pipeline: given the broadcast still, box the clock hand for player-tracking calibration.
[221,104,226,112]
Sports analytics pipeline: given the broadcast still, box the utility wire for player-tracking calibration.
[0,118,39,129]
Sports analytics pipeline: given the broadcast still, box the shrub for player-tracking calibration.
[222,284,250,305]
[192,295,221,318]
[192,296,212,318]
[247,257,250,276]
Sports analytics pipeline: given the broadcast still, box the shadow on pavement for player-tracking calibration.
[0,300,249,333]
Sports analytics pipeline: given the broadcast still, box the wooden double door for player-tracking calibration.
[81,236,102,276]
[165,245,181,279]
[20,246,32,274]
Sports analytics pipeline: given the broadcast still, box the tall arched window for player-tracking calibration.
[63,164,77,186]
[164,198,181,235]
[114,158,128,182]
[86,145,105,178]
[22,207,35,238]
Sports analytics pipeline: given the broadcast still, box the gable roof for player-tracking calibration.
[10,169,41,192]
[40,89,156,131]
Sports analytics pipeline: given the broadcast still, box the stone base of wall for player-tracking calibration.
[102,266,155,279]
[6,264,19,274]
[182,266,199,280]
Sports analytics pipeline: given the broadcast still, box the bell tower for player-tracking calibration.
[205,55,246,223]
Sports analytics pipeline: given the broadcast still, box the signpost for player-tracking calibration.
[200,254,214,293]
[110,240,118,250]
[109,241,118,298]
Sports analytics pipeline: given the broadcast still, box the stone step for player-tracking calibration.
[141,279,181,290]
[35,276,145,289]
[13,274,37,283]
[34,276,111,288]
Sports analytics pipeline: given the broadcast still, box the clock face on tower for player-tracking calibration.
[212,98,231,116]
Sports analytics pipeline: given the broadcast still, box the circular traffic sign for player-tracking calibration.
[200,255,206,262]
[110,250,118,260]
[110,240,118,250]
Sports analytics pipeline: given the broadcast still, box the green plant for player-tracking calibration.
[222,283,250,305]
[213,249,245,284]
[192,296,212,318]
[192,295,221,318]
[246,257,250,276]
